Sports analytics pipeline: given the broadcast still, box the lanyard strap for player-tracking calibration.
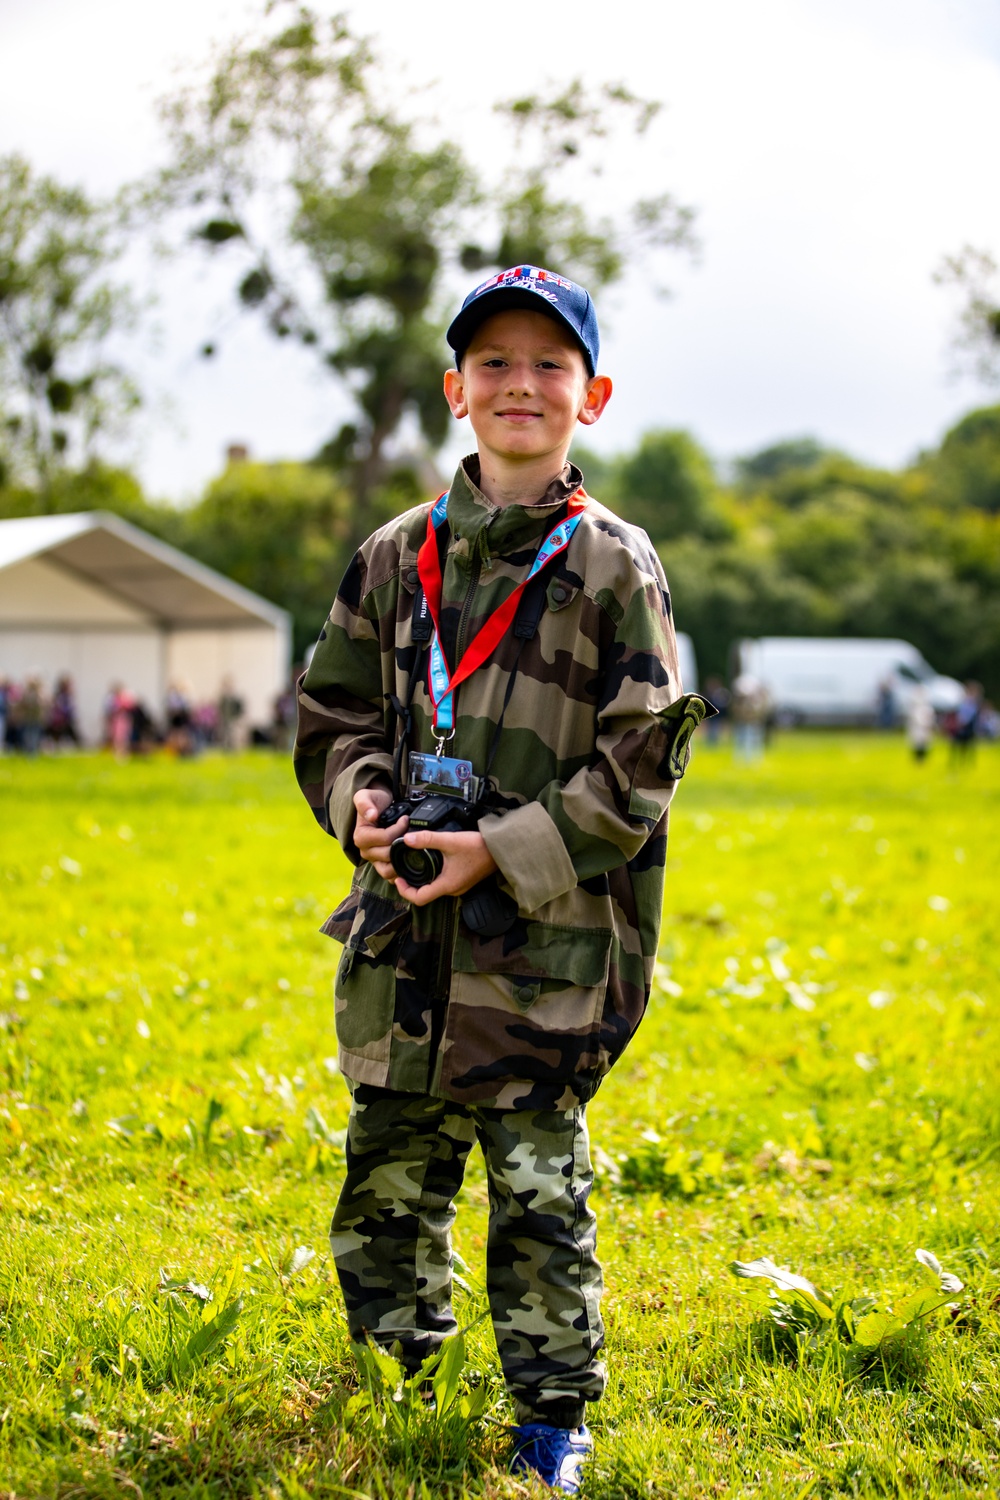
[416,489,587,735]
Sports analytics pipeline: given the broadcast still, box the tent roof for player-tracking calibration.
[0,512,290,630]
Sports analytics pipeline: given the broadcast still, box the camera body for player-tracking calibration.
[377,787,481,887]
[376,756,517,937]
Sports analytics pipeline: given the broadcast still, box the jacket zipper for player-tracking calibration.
[454,550,483,666]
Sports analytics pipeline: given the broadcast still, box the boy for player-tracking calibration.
[295,265,711,1493]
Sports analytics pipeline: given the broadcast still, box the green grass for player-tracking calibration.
[1,736,998,1498]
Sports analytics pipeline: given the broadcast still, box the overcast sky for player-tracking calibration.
[2,0,1000,499]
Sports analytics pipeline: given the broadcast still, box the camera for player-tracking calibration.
[376,755,518,937]
[378,788,481,887]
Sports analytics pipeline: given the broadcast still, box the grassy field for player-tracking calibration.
[1,736,998,1499]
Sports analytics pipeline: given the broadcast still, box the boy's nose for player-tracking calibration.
[505,366,534,395]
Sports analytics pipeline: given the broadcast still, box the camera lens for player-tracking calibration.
[389,838,443,887]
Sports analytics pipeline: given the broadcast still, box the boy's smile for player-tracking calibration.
[443,308,612,503]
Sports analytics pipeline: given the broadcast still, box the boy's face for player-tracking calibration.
[443,308,611,472]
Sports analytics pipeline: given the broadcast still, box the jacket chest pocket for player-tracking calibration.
[546,578,579,613]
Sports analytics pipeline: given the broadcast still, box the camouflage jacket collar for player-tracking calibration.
[446,456,585,560]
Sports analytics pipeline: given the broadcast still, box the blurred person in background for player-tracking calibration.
[875,676,897,730]
[905,683,935,762]
[0,676,9,754]
[731,674,768,762]
[5,681,23,750]
[217,676,245,751]
[18,675,46,755]
[166,681,195,755]
[948,681,984,763]
[47,675,81,748]
[108,683,135,760]
[272,682,296,752]
[130,698,158,754]
[193,698,218,751]
[702,675,730,746]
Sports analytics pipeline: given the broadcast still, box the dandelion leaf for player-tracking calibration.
[852,1310,906,1348]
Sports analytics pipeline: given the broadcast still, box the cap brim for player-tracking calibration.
[446,288,593,374]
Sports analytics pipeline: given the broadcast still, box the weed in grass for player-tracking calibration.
[344,1325,492,1481]
[156,1259,245,1383]
[730,1247,967,1383]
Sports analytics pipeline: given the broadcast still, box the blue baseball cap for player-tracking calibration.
[447,265,600,376]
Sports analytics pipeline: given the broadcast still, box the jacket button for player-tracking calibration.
[405,567,419,586]
[551,585,568,604]
[516,984,535,1004]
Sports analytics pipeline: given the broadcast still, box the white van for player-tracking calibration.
[735,637,963,724]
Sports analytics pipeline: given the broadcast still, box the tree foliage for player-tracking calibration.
[574,429,729,542]
[0,155,138,492]
[580,411,1000,696]
[177,457,421,656]
[0,459,166,533]
[145,4,695,534]
[733,437,837,488]
[925,404,1000,513]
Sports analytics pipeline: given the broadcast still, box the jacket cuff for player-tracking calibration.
[329,755,394,853]
[479,802,578,914]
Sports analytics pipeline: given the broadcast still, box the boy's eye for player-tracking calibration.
[482,358,507,368]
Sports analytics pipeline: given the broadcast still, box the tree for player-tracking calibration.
[615,429,728,543]
[147,5,695,536]
[0,459,174,537]
[0,155,138,494]
[660,534,834,681]
[924,404,1000,513]
[766,454,905,512]
[647,421,1000,693]
[734,437,834,488]
[179,457,413,657]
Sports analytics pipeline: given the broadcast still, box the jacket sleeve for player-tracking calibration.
[293,550,395,863]
[478,548,709,915]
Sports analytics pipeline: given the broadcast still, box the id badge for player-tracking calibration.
[409,751,482,800]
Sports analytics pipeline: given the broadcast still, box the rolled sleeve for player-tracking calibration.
[479,801,579,914]
[328,753,395,853]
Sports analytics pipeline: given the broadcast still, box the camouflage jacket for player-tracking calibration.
[295,457,709,1110]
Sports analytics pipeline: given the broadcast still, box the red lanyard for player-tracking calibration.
[416,489,587,735]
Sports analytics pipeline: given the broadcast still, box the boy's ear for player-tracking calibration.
[443,368,468,419]
[577,374,613,428]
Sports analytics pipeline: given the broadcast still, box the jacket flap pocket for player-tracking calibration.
[320,886,362,943]
[346,890,410,957]
[453,921,611,988]
[321,878,410,953]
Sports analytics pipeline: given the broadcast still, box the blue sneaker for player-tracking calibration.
[510,1422,593,1493]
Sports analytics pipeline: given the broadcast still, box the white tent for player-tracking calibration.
[0,511,292,745]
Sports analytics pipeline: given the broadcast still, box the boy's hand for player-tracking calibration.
[353,786,407,882]
[394,830,499,906]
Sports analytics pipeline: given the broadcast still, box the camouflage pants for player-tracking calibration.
[330,1083,606,1427]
